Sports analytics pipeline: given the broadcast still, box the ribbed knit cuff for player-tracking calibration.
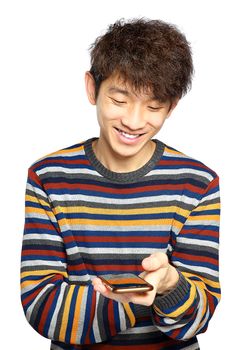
[133,304,152,319]
[153,271,190,311]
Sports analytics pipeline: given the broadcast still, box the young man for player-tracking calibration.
[21,19,220,350]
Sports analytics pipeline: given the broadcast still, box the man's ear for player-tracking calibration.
[85,71,96,105]
[166,99,179,118]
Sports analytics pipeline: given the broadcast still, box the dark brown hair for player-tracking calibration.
[89,18,194,102]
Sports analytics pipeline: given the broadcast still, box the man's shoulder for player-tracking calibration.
[28,139,88,174]
[162,143,218,183]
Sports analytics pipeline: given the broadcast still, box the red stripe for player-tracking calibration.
[38,288,56,334]
[174,252,218,266]
[22,249,65,259]
[158,159,210,170]
[64,235,169,243]
[180,229,219,237]
[108,301,116,337]
[22,285,43,307]
[25,223,55,230]
[35,158,90,167]
[68,264,142,272]
[45,182,203,195]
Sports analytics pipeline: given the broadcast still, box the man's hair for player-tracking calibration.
[89,18,194,103]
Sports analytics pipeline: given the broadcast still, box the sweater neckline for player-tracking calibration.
[84,137,164,183]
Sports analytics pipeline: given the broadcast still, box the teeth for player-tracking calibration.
[119,129,140,139]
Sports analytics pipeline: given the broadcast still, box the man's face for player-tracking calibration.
[86,72,177,161]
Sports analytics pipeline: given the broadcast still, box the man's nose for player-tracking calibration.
[121,105,146,130]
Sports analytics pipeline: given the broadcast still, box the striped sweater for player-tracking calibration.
[21,137,221,350]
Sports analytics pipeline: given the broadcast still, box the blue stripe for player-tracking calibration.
[80,286,93,343]
[191,209,220,216]
[25,201,52,212]
[47,188,203,201]
[57,212,184,221]
[177,257,218,270]
[65,285,79,343]
[63,230,170,238]
[24,228,58,235]
[21,255,66,262]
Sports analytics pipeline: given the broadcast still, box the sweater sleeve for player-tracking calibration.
[151,175,221,341]
[20,168,135,345]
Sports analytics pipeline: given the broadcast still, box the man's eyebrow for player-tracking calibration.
[107,86,160,102]
[107,86,130,96]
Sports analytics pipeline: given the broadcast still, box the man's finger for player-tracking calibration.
[142,252,168,271]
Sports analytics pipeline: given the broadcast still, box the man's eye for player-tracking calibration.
[111,98,126,104]
[148,106,162,111]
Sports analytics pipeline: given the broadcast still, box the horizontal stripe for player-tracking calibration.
[21,139,220,349]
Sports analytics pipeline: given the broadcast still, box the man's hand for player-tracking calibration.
[92,252,179,306]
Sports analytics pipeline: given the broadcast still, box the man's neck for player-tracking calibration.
[92,138,156,173]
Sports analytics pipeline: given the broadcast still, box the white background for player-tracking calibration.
[0,0,243,348]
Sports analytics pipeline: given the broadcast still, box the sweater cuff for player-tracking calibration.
[153,271,190,312]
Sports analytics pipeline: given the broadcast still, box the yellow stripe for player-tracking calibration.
[59,218,171,226]
[21,274,52,289]
[21,269,68,279]
[25,206,56,218]
[36,144,85,161]
[70,287,84,344]
[194,203,220,212]
[25,195,49,207]
[188,215,220,221]
[59,205,190,217]
[182,272,221,289]
[123,303,136,327]
[154,280,196,318]
[59,285,75,342]
[59,218,182,229]
[165,147,182,156]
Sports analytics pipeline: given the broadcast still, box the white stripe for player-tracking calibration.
[118,302,126,331]
[148,168,213,182]
[202,191,219,202]
[23,233,62,242]
[21,259,67,269]
[68,275,92,283]
[120,325,157,334]
[175,261,219,277]
[48,283,66,339]
[177,237,219,249]
[46,149,85,158]
[36,166,101,177]
[26,283,53,322]
[156,318,187,330]
[26,182,48,198]
[92,294,102,342]
[197,302,210,333]
[186,219,219,227]
[61,224,172,232]
[184,285,204,339]
[67,246,161,255]
[25,212,57,223]
[75,286,88,341]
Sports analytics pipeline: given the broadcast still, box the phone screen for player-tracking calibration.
[99,273,153,293]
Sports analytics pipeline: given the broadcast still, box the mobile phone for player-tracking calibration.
[99,273,154,293]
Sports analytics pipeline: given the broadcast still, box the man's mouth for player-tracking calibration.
[114,128,145,139]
